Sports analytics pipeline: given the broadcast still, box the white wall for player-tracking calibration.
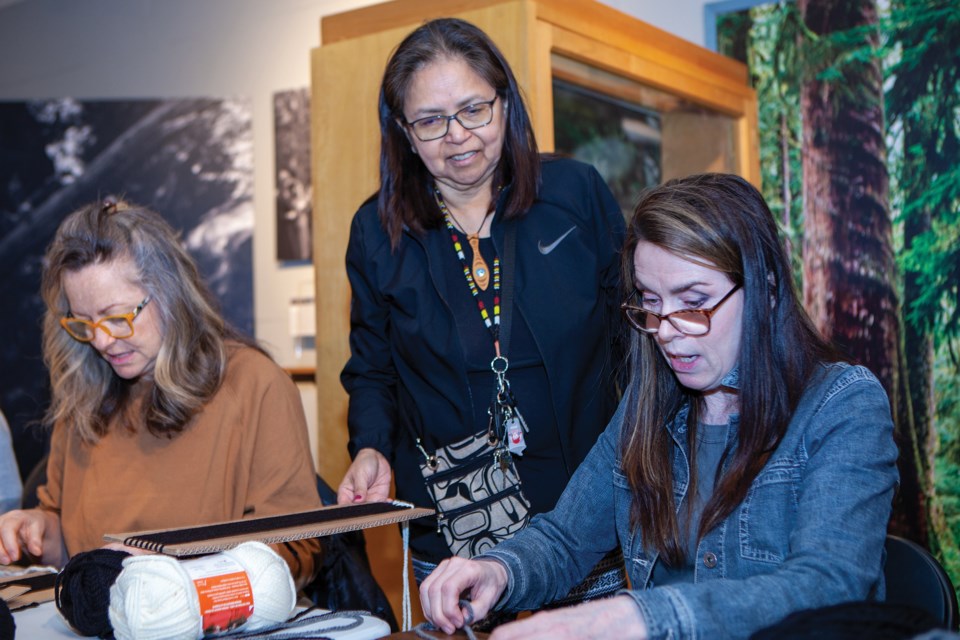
[0,0,713,465]
[603,0,708,46]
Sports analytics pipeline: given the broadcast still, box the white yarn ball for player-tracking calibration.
[223,541,297,631]
[108,541,297,640]
[108,555,202,640]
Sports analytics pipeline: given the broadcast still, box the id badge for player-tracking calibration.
[506,416,526,455]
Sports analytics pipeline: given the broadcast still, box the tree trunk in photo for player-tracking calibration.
[902,110,952,553]
[798,0,927,541]
[887,0,960,563]
[903,192,938,542]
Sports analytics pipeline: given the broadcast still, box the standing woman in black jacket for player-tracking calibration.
[337,17,625,601]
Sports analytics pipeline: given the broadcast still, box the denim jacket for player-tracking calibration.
[483,362,899,639]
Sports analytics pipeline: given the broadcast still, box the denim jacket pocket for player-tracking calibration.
[738,457,801,564]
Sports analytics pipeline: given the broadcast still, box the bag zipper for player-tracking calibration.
[434,482,528,534]
[422,450,498,485]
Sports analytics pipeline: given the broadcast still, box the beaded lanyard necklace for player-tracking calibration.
[436,189,528,457]
[436,189,502,352]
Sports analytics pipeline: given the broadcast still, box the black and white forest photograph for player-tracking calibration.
[0,96,254,481]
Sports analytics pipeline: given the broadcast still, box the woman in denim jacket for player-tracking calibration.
[420,173,899,639]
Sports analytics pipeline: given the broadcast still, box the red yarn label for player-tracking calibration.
[182,554,254,635]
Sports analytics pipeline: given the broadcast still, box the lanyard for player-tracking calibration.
[438,198,527,457]
[436,191,503,356]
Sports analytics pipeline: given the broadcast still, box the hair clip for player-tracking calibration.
[101,196,120,215]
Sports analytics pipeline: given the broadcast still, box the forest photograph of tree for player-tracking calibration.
[0,97,254,485]
[715,0,960,580]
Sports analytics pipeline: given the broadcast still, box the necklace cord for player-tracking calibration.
[436,189,495,291]
[437,191,501,340]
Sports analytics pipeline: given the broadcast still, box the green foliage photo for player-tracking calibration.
[718,0,960,582]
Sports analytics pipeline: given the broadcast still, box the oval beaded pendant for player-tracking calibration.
[468,234,491,290]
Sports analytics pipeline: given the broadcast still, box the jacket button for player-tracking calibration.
[703,552,718,568]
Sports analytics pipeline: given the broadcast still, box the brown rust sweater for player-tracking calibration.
[38,343,323,587]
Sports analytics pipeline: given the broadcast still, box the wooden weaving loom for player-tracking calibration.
[0,569,57,610]
[104,501,434,556]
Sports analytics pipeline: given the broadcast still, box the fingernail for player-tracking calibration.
[354,494,363,502]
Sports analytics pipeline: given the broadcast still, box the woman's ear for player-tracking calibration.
[768,272,777,309]
[396,119,418,154]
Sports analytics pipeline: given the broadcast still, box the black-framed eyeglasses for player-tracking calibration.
[621,284,741,336]
[405,96,498,142]
[60,296,152,342]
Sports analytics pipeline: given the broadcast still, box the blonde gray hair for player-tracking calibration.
[41,197,255,442]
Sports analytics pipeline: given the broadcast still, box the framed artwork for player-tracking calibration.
[273,88,312,262]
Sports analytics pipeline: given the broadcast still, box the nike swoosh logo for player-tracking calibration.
[538,226,577,255]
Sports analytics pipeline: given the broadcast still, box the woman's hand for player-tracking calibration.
[489,595,648,640]
[336,448,392,504]
[0,508,66,567]
[420,557,509,634]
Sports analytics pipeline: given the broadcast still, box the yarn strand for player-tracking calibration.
[216,607,366,639]
[413,600,479,640]
[402,520,412,632]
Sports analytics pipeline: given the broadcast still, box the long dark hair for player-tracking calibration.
[619,173,839,565]
[377,17,540,248]
[41,197,258,442]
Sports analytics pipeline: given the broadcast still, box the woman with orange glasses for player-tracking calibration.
[0,198,323,589]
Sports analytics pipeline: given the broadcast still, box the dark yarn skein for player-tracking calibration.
[0,596,15,640]
[55,548,130,638]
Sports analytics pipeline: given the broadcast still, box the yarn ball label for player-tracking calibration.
[182,554,254,635]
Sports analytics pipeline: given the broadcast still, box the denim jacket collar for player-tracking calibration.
[720,365,740,390]
[668,365,741,440]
